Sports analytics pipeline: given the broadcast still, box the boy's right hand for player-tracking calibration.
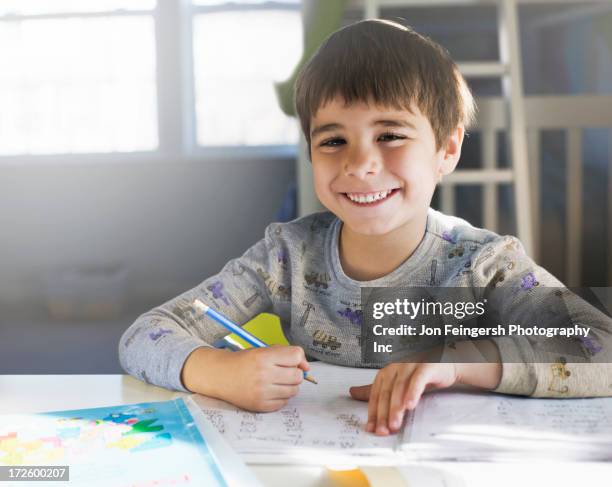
[182,345,309,413]
[226,346,309,412]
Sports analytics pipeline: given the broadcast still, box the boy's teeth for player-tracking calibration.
[346,189,392,203]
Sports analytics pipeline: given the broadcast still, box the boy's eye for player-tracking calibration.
[378,132,407,142]
[317,132,407,149]
[319,137,346,147]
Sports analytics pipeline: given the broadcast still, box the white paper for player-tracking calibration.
[192,363,612,463]
[184,396,263,486]
[403,391,612,461]
[191,362,399,464]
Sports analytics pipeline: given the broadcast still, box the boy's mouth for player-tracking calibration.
[342,188,400,206]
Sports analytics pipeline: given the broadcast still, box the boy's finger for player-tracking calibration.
[376,377,394,436]
[259,399,289,413]
[272,346,307,367]
[273,366,304,385]
[286,347,311,372]
[269,384,300,400]
[404,366,431,409]
[367,378,382,433]
[349,384,371,401]
[388,370,411,432]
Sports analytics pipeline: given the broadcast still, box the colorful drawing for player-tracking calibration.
[0,399,228,486]
[104,411,139,424]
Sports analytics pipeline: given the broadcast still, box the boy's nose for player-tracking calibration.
[343,147,381,179]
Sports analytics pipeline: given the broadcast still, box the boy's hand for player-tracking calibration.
[349,362,458,436]
[225,346,309,412]
[182,345,309,413]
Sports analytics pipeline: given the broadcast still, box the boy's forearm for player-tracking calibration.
[456,362,502,389]
[180,347,234,397]
[447,340,502,390]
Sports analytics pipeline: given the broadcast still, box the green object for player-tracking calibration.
[226,313,289,349]
[275,0,347,116]
[124,418,164,435]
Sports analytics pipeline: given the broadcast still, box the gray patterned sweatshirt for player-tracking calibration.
[118,208,612,397]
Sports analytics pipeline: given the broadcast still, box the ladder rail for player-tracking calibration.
[482,128,498,232]
[499,0,533,256]
[566,128,582,287]
[609,127,612,286]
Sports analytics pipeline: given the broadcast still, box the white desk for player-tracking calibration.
[2,375,610,487]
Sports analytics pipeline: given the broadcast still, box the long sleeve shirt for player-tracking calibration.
[119,208,612,397]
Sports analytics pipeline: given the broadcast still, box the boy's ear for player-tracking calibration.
[437,126,465,179]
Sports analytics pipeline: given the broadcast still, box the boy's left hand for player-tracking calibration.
[349,362,458,436]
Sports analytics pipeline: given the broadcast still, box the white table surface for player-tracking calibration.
[1,375,610,487]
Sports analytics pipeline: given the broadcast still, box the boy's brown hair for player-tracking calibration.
[294,19,476,153]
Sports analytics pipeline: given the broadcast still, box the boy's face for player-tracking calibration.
[309,97,463,237]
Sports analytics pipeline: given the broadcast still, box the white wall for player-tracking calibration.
[0,156,295,311]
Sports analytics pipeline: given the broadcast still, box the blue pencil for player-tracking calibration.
[192,299,317,384]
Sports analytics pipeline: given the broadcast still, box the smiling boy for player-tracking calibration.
[309,99,460,280]
[120,20,612,437]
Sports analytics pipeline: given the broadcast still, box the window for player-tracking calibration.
[191,0,302,147]
[0,0,303,158]
[0,1,158,155]
[0,1,156,16]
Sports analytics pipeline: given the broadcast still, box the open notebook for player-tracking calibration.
[192,362,612,464]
